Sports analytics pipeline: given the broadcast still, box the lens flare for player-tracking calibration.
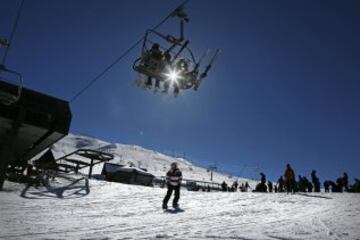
[164,67,182,84]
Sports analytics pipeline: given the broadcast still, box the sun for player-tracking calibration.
[164,67,182,85]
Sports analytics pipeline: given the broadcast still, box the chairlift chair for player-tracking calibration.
[133,7,222,95]
[0,64,23,105]
[133,7,190,82]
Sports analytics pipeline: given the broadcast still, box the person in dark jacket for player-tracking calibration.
[245,181,251,192]
[260,172,266,185]
[303,176,313,192]
[298,175,305,192]
[144,43,163,88]
[335,177,344,192]
[162,162,182,209]
[268,181,273,192]
[324,180,331,192]
[232,181,239,192]
[254,172,267,192]
[221,181,228,192]
[284,164,296,193]
[277,176,285,192]
[311,170,321,192]
[342,172,349,192]
[352,178,360,193]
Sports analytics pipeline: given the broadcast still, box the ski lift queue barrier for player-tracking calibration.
[154,176,223,191]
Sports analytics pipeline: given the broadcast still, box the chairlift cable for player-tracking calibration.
[1,0,25,66]
[69,0,190,103]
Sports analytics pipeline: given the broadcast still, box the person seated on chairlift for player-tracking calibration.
[172,59,188,96]
[178,59,199,90]
[145,43,163,88]
[162,52,172,93]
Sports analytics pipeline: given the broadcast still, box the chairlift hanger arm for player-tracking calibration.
[143,7,189,52]
[143,30,180,56]
[170,6,189,42]
[144,29,185,49]
[171,40,189,63]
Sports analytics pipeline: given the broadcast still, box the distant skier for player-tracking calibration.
[240,182,251,192]
[284,164,296,193]
[245,182,251,191]
[232,181,239,191]
[335,177,344,192]
[260,172,266,185]
[277,176,285,192]
[302,176,313,192]
[254,172,267,192]
[162,162,182,210]
[324,180,331,192]
[311,170,321,192]
[267,181,273,192]
[298,175,305,192]
[221,181,228,192]
[352,178,360,193]
[342,172,349,192]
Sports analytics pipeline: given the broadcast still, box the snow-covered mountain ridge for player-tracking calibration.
[49,133,252,184]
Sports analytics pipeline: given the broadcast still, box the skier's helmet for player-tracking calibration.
[171,162,178,169]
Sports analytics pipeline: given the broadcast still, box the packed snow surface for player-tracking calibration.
[1,177,360,240]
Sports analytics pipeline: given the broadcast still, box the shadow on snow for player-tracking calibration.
[20,174,90,199]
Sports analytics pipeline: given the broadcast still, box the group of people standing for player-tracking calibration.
[161,162,359,210]
[221,164,359,194]
[221,180,251,192]
[254,164,359,193]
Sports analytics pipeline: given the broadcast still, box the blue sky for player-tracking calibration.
[1,0,359,182]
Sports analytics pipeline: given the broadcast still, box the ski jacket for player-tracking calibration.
[311,173,319,184]
[284,168,295,181]
[166,168,182,187]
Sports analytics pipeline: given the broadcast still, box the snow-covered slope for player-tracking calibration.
[48,133,252,184]
[1,178,359,240]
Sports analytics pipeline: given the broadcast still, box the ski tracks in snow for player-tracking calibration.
[1,180,360,240]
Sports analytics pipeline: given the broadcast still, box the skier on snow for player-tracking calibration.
[162,162,182,209]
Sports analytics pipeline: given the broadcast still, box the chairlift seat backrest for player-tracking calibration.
[0,67,22,105]
[0,89,17,105]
